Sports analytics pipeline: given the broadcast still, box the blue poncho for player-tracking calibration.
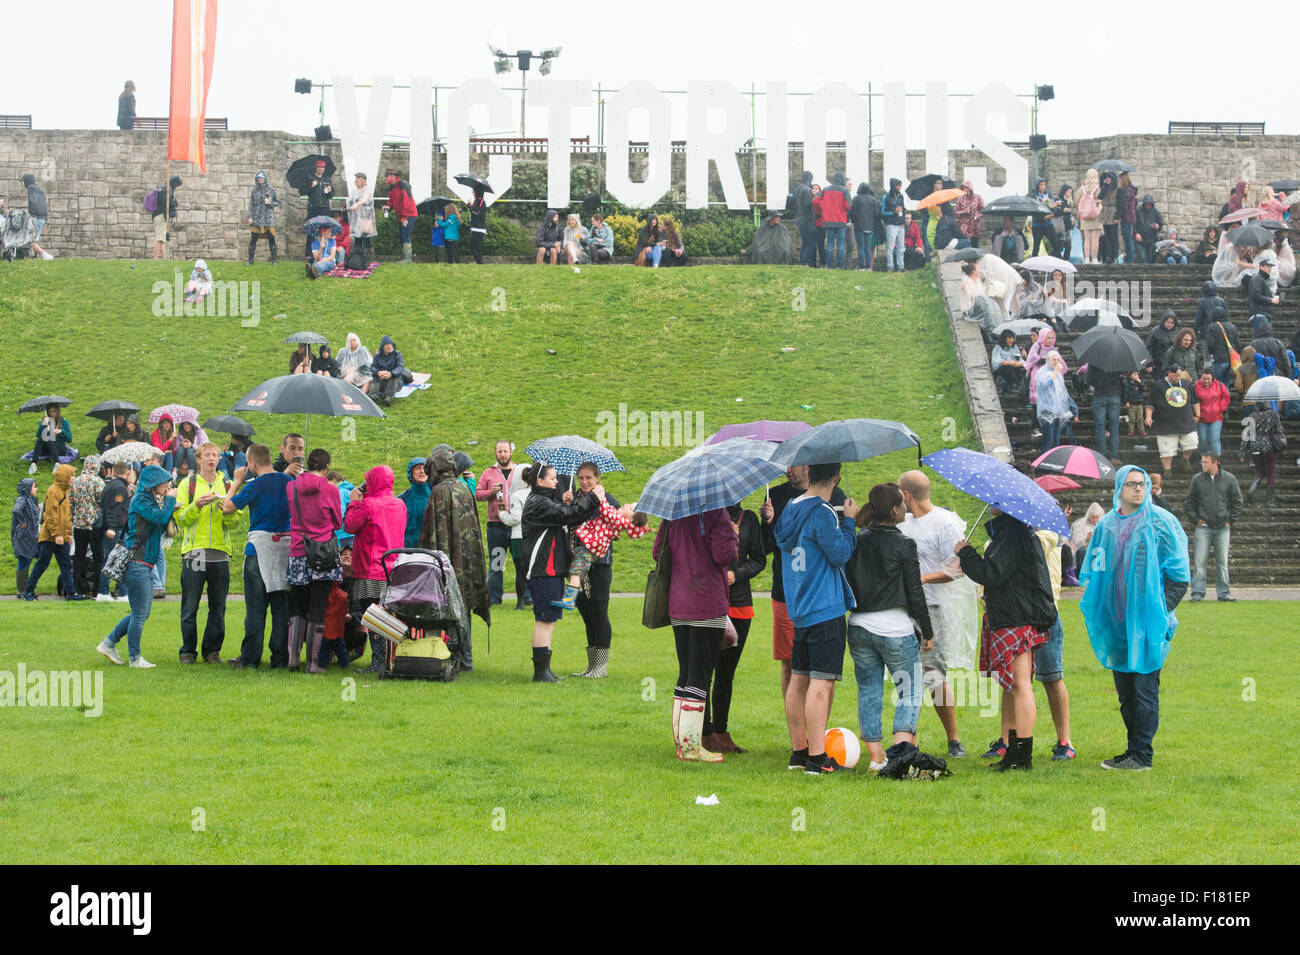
[1079,465,1190,674]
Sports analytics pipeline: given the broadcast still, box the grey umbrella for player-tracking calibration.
[284,331,329,345]
[229,373,384,445]
[943,247,986,263]
[770,418,921,467]
[19,395,73,413]
[1091,159,1135,173]
[201,415,256,437]
[85,399,140,422]
[1230,224,1275,248]
[984,195,1050,217]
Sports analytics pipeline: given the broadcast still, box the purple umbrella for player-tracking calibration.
[705,420,810,446]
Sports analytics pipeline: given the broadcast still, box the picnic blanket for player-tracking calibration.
[395,372,431,400]
[321,262,379,279]
[20,447,80,464]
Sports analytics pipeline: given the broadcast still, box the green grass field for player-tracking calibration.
[0,260,972,592]
[0,599,1291,864]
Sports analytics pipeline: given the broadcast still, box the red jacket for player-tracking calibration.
[1195,378,1231,424]
[819,186,850,225]
[905,222,923,248]
[386,178,417,219]
[812,194,824,228]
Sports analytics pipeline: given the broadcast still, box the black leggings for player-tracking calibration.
[444,239,458,263]
[575,562,612,649]
[705,616,750,735]
[673,624,722,703]
[470,231,484,264]
[291,580,333,625]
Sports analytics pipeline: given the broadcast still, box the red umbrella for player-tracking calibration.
[1031,445,1117,481]
[1034,474,1081,493]
[1218,207,1262,225]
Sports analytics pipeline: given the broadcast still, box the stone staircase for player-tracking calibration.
[991,263,1300,585]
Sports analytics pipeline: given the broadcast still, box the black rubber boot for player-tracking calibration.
[268,234,278,264]
[361,635,386,673]
[532,647,559,683]
[16,569,27,596]
[247,234,258,266]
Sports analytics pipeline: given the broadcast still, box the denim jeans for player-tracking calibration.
[797,220,817,266]
[398,218,415,243]
[1113,668,1160,766]
[487,522,510,604]
[855,230,873,269]
[24,540,78,597]
[1121,222,1136,263]
[1093,394,1121,459]
[1039,416,1064,453]
[1197,420,1223,457]
[1212,361,1232,390]
[105,561,155,660]
[179,554,230,659]
[1166,255,1188,265]
[152,549,166,592]
[645,244,663,267]
[847,624,922,743]
[885,224,905,271]
[1137,241,1155,264]
[823,225,846,270]
[1192,524,1231,599]
[241,552,290,666]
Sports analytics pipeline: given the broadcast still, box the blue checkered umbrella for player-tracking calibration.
[635,438,786,521]
[523,435,624,476]
[922,447,1069,538]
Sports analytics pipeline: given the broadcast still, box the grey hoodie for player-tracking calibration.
[795,171,815,222]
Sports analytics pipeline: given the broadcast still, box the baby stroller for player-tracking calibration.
[362,548,468,682]
[2,207,38,261]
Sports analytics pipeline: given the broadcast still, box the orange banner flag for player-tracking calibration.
[168,0,218,173]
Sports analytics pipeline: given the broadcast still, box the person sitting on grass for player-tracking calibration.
[563,213,589,265]
[311,344,339,377]
[552,495,647,610]
[369,335,412,407]
[29,403,73,475]
[659,220,687,267]
[337,333,373,394]
[183,259,212,304]
[307,225,344,279]
[585,212,614,264]
[536,209,563,264]
[636,213,663,267]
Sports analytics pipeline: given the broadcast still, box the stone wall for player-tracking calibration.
[1,128,1294,259]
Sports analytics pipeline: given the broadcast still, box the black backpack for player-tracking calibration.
[345,250,367,271]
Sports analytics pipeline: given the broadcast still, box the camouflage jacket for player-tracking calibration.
[419,445,490,625]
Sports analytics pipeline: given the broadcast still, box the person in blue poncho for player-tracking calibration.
[1079,465,1190,770]
[397,457,430,549]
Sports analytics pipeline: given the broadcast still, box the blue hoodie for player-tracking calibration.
[336,480,356,548]
[773,494,856,628]
[125,465,177,566]
[397,456,430,548]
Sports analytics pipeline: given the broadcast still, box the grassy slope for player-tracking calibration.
[0,600,1291,864]
[0,260,973,592]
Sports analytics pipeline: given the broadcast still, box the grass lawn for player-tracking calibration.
[0,598,1291,864]
[0,260,972,593]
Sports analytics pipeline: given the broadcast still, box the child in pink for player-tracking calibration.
[552,498,648,609]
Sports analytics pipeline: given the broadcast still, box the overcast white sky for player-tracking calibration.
[13,0,1292,144]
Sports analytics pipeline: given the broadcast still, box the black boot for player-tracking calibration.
[16,568,27,597]
[1267,485,1277,508]
[361,634,386,673]
[247,234,258,266]
[268,234,278,264]
[1013,735,1034,771]
[992,730,1019,771]
[532,647,560,683]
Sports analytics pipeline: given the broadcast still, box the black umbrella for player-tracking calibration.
[229,374,385,445]
[85,399,140,422]
[19,395,73,414]
[454,173,493,194]
[1268,179,1300,192]
[1071,325,1151,373]
[416,196,457,217]
[1090,159,1135,173]
[770,418,921,467]
[985,195,1049,217]
[284,331,329,345]
[1258,219,1287,232]
[906,174,959,201]
[286,154,335,191]
[201,415,256,438]
[1229,224,1274,248]
[943,247,987,263]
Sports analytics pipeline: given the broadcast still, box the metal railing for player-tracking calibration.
[134,117,229,131]
[0,115,33,129]
[1168,121,1265,136]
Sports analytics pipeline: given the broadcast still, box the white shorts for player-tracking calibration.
[1157,432,1197,456]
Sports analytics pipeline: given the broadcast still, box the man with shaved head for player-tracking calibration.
[898,469,972,758]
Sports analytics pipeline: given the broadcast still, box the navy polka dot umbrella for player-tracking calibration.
[922,447,1070,538]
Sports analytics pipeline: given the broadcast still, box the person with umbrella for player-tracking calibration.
[467,186,488,264]
[1079,467,1189,770]
[307,223,344,279]
[953,504,1056,771]
[94,464,178,668]
[383,170,418,263]
[774,462,859,774]
[346,171,376,264]
[1116,172,1139,264]
[28,401,73,475]
[96,412,131,454]
[420,445,491,673]
[299,159,334,257]
[1085,358,1127,464]
[1097,171,1119,264]
[247,171,280,265]
[519,462,602,682]
[993,216,1026,263]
